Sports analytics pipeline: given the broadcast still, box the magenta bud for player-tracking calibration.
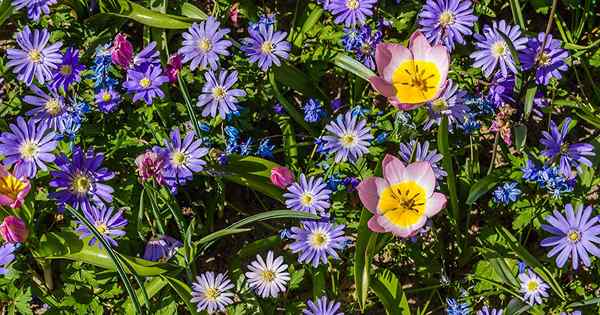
[270,166,294,189]
[166,54,183,84]
[0,216,28,243]
[111,33,133,68]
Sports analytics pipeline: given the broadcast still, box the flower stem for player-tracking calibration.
[487,131,500,176]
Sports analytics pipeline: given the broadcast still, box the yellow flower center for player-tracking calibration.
[261,41,274,54]
[102,92,112,102]
[60,65,72,75]
[96,222,108,234]
[28,49,42,63]
[204,287,220,300]
[346,0,360,9]
[260,270,276,282]
[431,98,448,112]
[198,38,212,52]
[19,142,39,159]
[392,60,442,104]
[491,41,508,58]
[139,77,151,88]
[211,86,227,99]
[377,181,427,228]
[71,174,91,194]
[340,133,357,148]
[300,193,314,206]
[45,99,62,116]
[439,11,455,26]
[309,231,329,249]
[568,230,580,242]
[537,52,551,66]
[172,151,187,166]
[0,173,27,200]
[526,280,539,292]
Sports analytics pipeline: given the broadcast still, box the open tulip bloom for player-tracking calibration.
[368,31,449,110]
[357,154,447,237]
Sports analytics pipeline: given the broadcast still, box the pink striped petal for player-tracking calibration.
[382,154,405,185]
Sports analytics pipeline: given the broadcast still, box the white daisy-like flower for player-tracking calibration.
[245,251,290,298]
[190,272,235,313]
[518,269,549,305]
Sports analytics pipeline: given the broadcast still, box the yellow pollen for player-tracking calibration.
[172,151,187,166]
[45,99,62,116]
[431,98,448,112]
[378,181,427,228]
[309,231,328,248]
[392,60,442,104]
[198,38,212,52]
[537,52,551,66]
[102,92,112,102]
[439,11,455,26]
[96,223,108,234]
[204,287,220,300]
[139,77,151,88]
[0,173,27,200]
[19,142,39,159]
[300,193,314,206]
[261,270,275,282]
[261,41,274,54]
[568,231,580,242]
[28,49,42,63]
[60,65,72,75]
[71,174,91,194]
[491,41,508,57]
[211,86,227,99]
[340,134,357,148]
[346,0,360,9]
[526,280,539,292]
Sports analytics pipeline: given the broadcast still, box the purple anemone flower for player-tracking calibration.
[11,0,57,21]
[540,117,594,177]
[196,70,246,119]
[24,85,69,132]
[95,87,121,113]
[488,72,515,107]
[398,140,447,179]
[418,0,477,51]
[322,111,373,163]
[160,128,209,188]
[424,80,469,130]
[518,269,549,305]
[143,235,182,262]
[327,0,377,26]
[303,296,344,315]
[132,41,160,69]
[520,32,569,85]
[6,26,62,86]
[289,220,347,267]
[241,24,291,71]
[49,146,114,212]
[179,17,232,70]
[75,204,127,248]
[51,47,85,91]
[541,203,600,270]
[0,243,16,275]
[470,20,527,78]
[0,116,57,178]
[353,25,382,70]
[284,174,332,216]
[123,64,169,105]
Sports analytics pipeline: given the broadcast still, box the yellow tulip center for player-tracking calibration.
[439,11,455,26]
[72,174,91,194]
[346,0,360,9]
[491,41,508,58]
[45,99,62,116]
[0,173,27,200]
[392,60,442,104]
[198,38,212,52]
[378,181,427,228]
[28,49,42,63]
[19,142,39,159]
[139,77,151,88]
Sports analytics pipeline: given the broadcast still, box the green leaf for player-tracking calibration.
[333,54,375,81]
[272,62,325,99]
[523,86,537,120]
[566,297,600,308]
[466,173,500,205]
[180,3,208,20]
[268,72,319,137]
[196,228,253,246]
[497,31,523,90]
[227,210,320,230]
[293,7,323,47]
[278,116,298,167]
[162,276,202,315]
[221,155,285,202]
[508,0,526,30]
[513,124,527,152]
[371,269,410,315]
[89,0,192,29]
[0,0,13,27]
[311,266,327,300]
[354,208,374,310]
[124,277,169,314]
[437,117,459,221]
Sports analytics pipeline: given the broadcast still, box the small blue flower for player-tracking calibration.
[257,138,275,158]
[350,105,369,117]
[303,98,326,123]
[217,153,229,165]
[224,126,240,141]
[330,99,343,111]
[493,182,521,205]
[374,132,388,144]
[447,298,470,315]
[342,27,363,51]
[199,122,211,133]
[239,138,253,156]
[326,175,343,191]
[273,103,285,114]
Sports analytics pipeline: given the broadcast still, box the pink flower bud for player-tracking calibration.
[0,216,28,243]
[229,3,240,27]
[270,166,294,189]
[111,33,133,68]
[135,149,166,184]
[166,54,183,84]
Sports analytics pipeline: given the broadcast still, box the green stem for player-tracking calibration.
[177,74,203,138]
[487,132,500,176]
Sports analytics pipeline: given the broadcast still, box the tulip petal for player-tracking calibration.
[425,192,447,217]
[400,161,436,196]
[381,44,412,82]
[368,216,386,233]
[382,154,405,185]
[357,177,379,214]
[368,76,396,98]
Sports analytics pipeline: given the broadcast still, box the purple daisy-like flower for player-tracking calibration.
[284,174,332,216]
[540,203,600,270]
[398,140,447,179]
[49,146,114,212]
[143,235,182,262]
[179,17,232,70]
[0,116,57,178]
[75,204,127,248]
[476,306,503,315]
[540,117,594,177]
[51,47,85,91]
[95,87,121,113]
[327,0,377,26]
[0,243,16,275]
[160,128,209,188]
[518,269,549,305]
[241,24,291,71]
[132,41,160,69]
[424,80,469,130]
[520,32,569,85]
[24,85,69,132]
[303,296,344,315]
[289,221,347,267]
[6,26,62,86]
[197,70,246,119]
[470,20,527,78]
[322,111,373,163]
[488,72,515,107]
[418,0,477,51]
[354,25,382,70]
[11,0,57,21]
[123,64,169,105]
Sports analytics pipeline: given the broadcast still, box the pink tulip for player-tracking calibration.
[0,165,30,209]
[0,216,29,243]
[270,166,294,189]
[166,54,183,84]
[356,154,447,238]
[111,33,134,68]
[368,31,449,110]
